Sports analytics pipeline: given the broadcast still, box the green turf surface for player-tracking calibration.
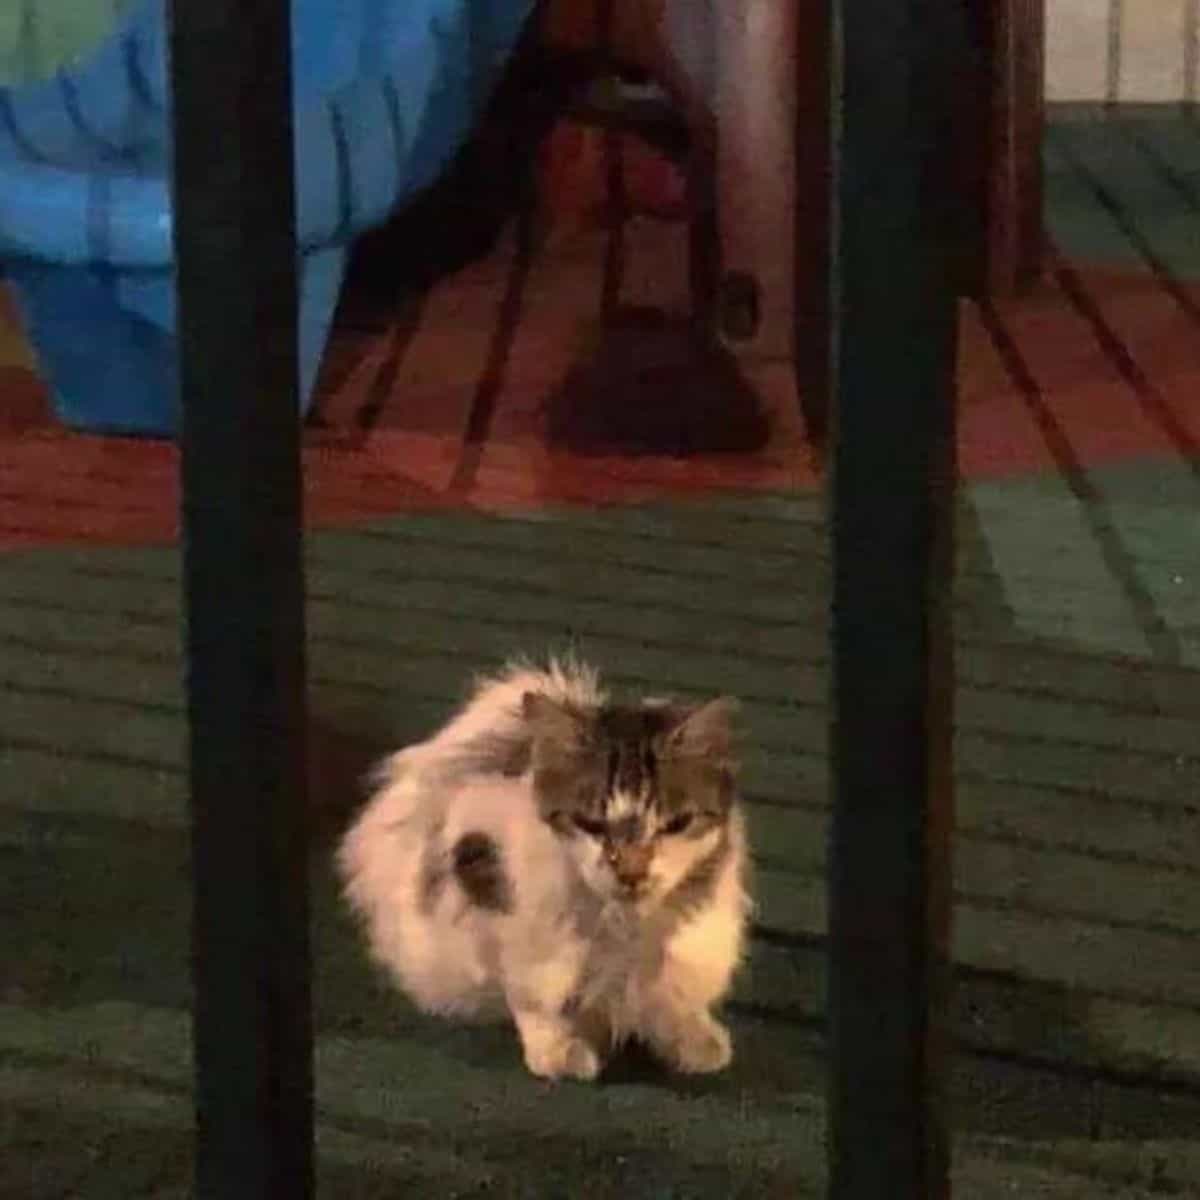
[1045,106,1200,279]
[3,485,1199,1195]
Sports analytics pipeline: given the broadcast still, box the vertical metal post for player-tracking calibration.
[168,2,312,1197]
[827,0,961,1196]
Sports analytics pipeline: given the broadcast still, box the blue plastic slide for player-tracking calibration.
[0,0,533,435]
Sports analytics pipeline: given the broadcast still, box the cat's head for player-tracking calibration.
[523,691,739,908]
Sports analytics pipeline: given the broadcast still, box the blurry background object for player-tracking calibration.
[0,0,134,85]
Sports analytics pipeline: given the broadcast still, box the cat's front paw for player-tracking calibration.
[523,1034,602,1082]
[660,1015,732,1075]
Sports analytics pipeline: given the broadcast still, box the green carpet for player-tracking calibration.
[3,488,1198,1195]
[1046,106,1200,279]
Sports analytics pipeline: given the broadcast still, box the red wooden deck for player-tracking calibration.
[2,220,1198,552]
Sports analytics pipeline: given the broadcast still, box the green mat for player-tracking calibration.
[3,488,1198,1194]
[1046,106,1200,279]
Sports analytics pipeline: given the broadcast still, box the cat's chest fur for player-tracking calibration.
[558,886,734,1036]
[559,903,666,1031]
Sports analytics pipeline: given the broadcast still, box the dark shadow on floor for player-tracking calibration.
[307,719,387,846]
[541,306,771,457]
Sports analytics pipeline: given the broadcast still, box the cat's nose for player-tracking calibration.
[615,864,648,890]
[607,843,651,890]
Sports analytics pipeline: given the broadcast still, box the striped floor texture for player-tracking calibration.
[1,106,1198,1195]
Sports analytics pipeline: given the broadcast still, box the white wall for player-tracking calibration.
[1047,0,1198,101]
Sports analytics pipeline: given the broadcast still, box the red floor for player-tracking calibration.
[2,222,1198,551]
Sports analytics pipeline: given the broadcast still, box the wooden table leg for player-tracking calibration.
[711,0,799,363]
[975,0,1046,295]
[793,0,833,444]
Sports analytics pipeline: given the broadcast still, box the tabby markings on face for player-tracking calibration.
[524,694,738,902]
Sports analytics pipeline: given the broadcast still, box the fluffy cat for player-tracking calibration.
[337,657,751,1081]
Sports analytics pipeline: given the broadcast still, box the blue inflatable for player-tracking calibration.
[0,0,533,435]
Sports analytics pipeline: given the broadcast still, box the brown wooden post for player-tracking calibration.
[981,0,1046,295]
[169,1,313,1196]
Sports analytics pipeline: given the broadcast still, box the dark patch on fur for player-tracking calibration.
[453,832,514,913]
[528,696,738,834]
[658,761,736,822]
[596,706,671,800]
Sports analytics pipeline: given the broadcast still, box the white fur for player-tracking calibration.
[337,657,751,1080]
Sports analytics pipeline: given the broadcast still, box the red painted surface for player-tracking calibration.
[1,262,1195,552]
[537,120,689,229]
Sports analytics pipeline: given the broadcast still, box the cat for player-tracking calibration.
[337,656,751,1081]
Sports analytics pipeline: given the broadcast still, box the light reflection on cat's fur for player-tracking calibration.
[337,657,752,1082]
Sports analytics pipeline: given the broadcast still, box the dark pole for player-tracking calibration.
[827,0,962,1197]
[168,2,313,1197]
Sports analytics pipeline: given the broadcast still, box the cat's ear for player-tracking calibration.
[665,696,738,760]
[522,691,587,751]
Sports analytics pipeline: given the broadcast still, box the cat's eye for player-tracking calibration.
[572,814,606,837]
[661,813,694,836]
